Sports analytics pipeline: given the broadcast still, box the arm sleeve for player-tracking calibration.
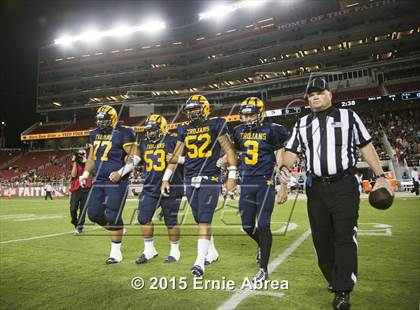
[352,111,372,148]
[285,121,302,154]
[270,123,289,151]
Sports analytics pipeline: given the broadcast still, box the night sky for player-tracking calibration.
[0,0,206,148]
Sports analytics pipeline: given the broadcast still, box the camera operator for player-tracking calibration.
[70,149,92,234]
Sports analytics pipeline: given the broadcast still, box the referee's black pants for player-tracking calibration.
[70,189,89,228]
[45,191,53,200]
[306,174,359,292]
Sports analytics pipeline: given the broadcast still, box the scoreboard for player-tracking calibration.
[265,90,420,119]
[401,91,420,101]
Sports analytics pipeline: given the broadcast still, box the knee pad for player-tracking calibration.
[87,208,107,226]
[190,206,199,224]
[138,211,153,225]
[197,209,215,224]
[164,215,178,229]
[104,209,123,229]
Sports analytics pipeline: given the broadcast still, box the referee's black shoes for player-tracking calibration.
[327,284,334,293]
[332,292,350,310]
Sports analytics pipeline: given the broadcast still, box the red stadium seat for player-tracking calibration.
[386,81,420,94]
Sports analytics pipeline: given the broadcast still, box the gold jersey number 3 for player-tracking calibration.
[244,140,259,165]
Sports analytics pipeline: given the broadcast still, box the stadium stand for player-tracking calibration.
[385,81,420,94]
[29,123,70,135]
[332,88,382,101]
[64,118,95,131]
[0,150,70,181]
[0,150,20,166]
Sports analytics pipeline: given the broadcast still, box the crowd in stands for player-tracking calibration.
[375,109,419,165]
[362,115,391,161]
[0,151,72,186]
[354,108,419,164]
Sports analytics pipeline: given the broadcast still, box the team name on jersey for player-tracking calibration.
[94,134,112,141]
[187,126,210,135]
[146,142,165,150]
[240,132,267,140]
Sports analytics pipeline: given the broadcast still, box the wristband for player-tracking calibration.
[227,166,237,180]
[117,155,141,177]
[118,163,134,177]
[162,169,173,181]
[81,171,90,178]
[132,154,141,166]
[177,156,185,164]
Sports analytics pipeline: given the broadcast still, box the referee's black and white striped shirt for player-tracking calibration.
[285,106,372,177]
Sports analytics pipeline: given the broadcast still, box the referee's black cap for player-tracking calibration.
[305,77,330,97]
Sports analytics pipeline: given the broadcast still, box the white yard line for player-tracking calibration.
[217,229,312,310]
[0,227,100,244]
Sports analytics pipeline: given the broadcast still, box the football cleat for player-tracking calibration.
[332,292,351,310]
[252,268,268,284]
[191,265,204,277]
[96,105,118,132]
[135,252,158,264]
[204,253,219,265]
[144,114,168,143]
[184,95,210,123]
[105,257,122,265]
[255,247,261,264]
[239,97,265,130]
[164,256,178,263]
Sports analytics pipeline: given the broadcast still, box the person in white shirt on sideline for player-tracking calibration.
[44,183,54,200]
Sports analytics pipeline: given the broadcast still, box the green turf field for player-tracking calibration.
[0,196,419,310]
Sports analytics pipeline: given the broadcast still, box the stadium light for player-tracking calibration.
[198,0,267,21]
[54,20,166,45]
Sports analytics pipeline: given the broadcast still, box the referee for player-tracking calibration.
[277,77,393,310]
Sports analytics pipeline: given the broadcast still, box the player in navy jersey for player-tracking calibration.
[232,97,288,282]
[80,105,140,264]
[135,114,184,264]
[161,95,237,277]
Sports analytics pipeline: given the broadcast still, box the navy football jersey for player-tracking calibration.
[139,134,184,198]
[88,126,137,180]
[233,122,288,178]
[177,118,228,178]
